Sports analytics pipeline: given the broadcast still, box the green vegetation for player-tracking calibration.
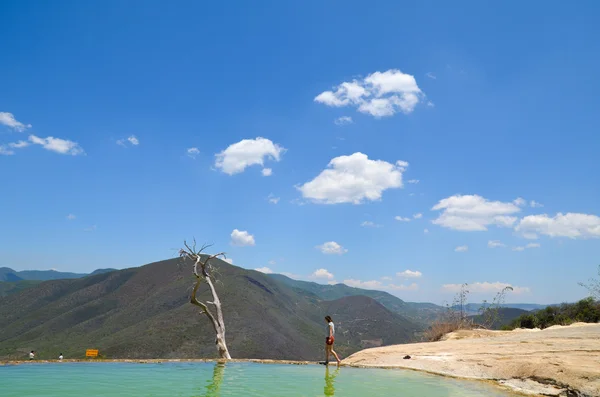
[469,307,529,329]
[0,280,42,297]
[0,258,422,361]
[0,267,116,282]
[504,297,600,330]
[0,268,118,298]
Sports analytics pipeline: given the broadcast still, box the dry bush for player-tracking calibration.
[424,318,474,342]
[425,283,475,342]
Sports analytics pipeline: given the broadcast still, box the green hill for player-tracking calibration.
[268,273,444,325]
[469,307,530,329]
[0,280,42,297]
[0,268,119,297]
[0,258,421,361]
[0,267,23,282]
[0,267,118,282]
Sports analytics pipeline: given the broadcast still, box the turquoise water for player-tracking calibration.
[0,362,517,396]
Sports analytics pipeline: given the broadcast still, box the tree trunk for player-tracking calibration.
[206,276,231,359]
[215,332,231,359]
[184,248,232,360]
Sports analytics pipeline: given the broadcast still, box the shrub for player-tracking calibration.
[507,298,600,330]
[424,320,471,342]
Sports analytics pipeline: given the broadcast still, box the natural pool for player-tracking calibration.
[0,362,518,396]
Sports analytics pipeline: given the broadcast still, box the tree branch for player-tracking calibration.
[190,278,219,334]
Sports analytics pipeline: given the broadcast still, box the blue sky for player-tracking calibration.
[1,1,599,305]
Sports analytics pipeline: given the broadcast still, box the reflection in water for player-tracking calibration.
[198,362,226,397]
[324,367,340,396]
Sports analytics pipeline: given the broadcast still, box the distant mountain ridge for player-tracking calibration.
[0,267,117,282]
[268,273,445,325]
[459,303,550,315]
[468,307,531,329]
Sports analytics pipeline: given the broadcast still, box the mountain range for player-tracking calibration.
[0,267,116,282]
[0,258,424,361]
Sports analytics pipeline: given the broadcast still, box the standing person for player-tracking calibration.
[29,351,35,360]
[324,316,341,366]
[58,353,63,361]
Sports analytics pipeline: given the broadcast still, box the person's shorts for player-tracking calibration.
[326,336,335,345]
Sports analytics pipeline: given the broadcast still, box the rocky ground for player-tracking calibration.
[343,322,600,396]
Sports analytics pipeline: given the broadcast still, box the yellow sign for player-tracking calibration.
[85,349,99,358]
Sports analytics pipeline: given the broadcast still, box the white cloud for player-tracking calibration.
[2,139,30,155]
[281,271,303,280]
[426,72,436,80]
[413,213,423,219]
[9,140,30,148]
[187,147,200,158]
[431,194,521,231]
[522,232,539,240]
[388,283,419,291]
[407,179,419,184]
[515,213,600,239]
[230,229,256,246]
[397,270,422,278]
[66,214,76,220]
[443,282,530,294]
[513,242,541,252]
[311,268,335,280]
[334,116,353,125]
[0,112,31,132]
[530,200,544,208]
[395,216,411,222]
[513,197,527,207]
[83,225,97,232]
[267,194,280,204]
[255,267,273,274]
[424,228,429,234]
[361,221,382,228]
[488,240,505,248]
[343,279,383,289]
[315,69,424,118]
[344,278,418,292]
[268,260,276,265]
[298,152,407,204]
[0,146,15,155]
[381,276,393,281]
[117,135,139,147]
[215,137,285,175]
[426,101,435,107]
[316,241,347,255]
[29,135,85,155]
[396,160,409,170]
[455,245,468,252]
[261,168,273,177]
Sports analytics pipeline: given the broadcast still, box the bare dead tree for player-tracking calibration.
[179,239,231,359]
[579,265,600,300]
[478,286,513,329]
